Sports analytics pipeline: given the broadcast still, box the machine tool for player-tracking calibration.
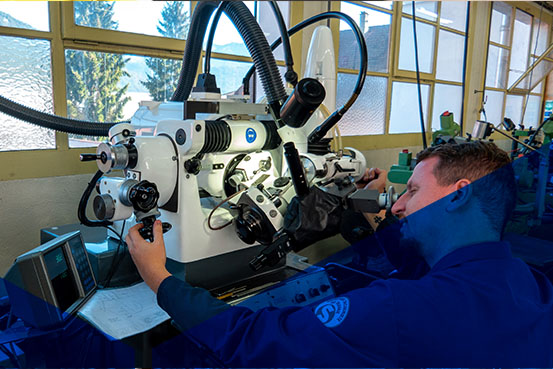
[76,12,396,289]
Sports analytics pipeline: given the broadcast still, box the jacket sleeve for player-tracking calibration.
[157,276,230,331]
[158,275,399,367]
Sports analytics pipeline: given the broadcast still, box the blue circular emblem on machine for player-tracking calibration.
[246,128,257,143]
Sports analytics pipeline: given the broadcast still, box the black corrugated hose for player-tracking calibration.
[172,1,286,108]
[0,95,125,137]
[171,1,219,102]
[239,11,367,143]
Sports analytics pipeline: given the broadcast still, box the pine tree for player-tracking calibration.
[141,2,189,101]
[66,2,130,123]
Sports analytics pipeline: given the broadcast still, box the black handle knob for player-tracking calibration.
[80,153,100,162]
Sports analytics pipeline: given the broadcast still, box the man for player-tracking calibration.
[126,141,553,366]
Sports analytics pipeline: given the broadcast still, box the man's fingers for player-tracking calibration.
[153,220,163,242]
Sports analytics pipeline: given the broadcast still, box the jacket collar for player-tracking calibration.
[430,241,512,273]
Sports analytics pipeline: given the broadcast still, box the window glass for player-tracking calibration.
[74,1,190,39]
[481,90,504,124]
[504,94,524,125]
[436,30,465,82]
[398,18,435,74]
[389,81,430,134]
[508,10,533,87]
[257,1,290,61]
[485,44,509,89]
[207,2,256,58]
[0,2,49,32]
[532,18,550,56]
[339,2,391,72]
[211,58,255,95]
[362,1,393,10]
[432,84,463,131]
[439,1,468,32]
[402,2,438,22]
[522,95,542,127]
[65,51,181,147]
[489,2,512,46]
[337,73,387,136]
[0,36,54,152]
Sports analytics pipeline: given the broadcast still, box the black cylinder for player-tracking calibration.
[280,78,325,128]
[283,142,309,197]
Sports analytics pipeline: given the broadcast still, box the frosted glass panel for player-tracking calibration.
[75,1,190,39]
[436,30,465,82]
[508,10,533,87]
[481,90,504,125]
[389,82,430,134]
[399,18,435,74]
[440,1,468,32]
[337,73,386,136]
[490,2,512,46]
[0,2,49,31]
[339,2,391,72]
[402,2,437,21]
[0,36,54,151]
[432,84,463,131]
[504,95,524,125]
[522,95,541,127]
[486,45,509,89]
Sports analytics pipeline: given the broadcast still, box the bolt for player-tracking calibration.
[269,210,277,218]
[256,195,264,203]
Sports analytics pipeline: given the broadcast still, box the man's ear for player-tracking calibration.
[446,180,472,213]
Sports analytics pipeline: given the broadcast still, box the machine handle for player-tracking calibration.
[80,153,100,162]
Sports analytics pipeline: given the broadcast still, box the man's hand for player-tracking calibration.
[356,167,388,193]
[126,220,171,293]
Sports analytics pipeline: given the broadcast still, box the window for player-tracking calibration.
[0,2,50,31]
[337,1,393,136]
[337,1,469,138]
[74,1,190,39]
[482,3,550,129]
[0,36,54,151]
[0,2,54,152]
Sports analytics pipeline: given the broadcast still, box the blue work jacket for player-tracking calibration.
[157,241,553,367]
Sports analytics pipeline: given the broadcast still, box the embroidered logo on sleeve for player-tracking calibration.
[314,297,350,328]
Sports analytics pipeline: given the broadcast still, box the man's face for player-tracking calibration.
[391,156,457,219]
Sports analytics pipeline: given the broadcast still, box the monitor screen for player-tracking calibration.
[44,245,79,311]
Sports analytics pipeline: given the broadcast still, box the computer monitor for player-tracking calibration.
[4,231,97,329]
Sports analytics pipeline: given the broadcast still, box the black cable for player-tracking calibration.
[459,2,471,133]
[411,1,427,149]
[78,170,113,228]
[204,2,227,74]
[100,220,127,289]
[241,11,367,143]
[0,95,128,137]
[268,1,297,87]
